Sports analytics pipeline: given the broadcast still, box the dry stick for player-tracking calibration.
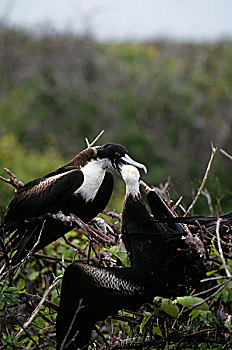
[15,275,63,338]
[220,148,232,161]
[0,167,24,189]
[103,210,122,222]
[62,236,99,263]
[204,228,232,247]
[185,277,232,312]
[37,212,113,244]
[184,143,217,217]
[215,218,231,278]
[71,214,115,244]
[192,281,229,297]
[172,196,183,212]
[89,130,105,147]
[34,252,98,264]
[85,130,105,148]
[22,292,59,311]
[201,275,229,282]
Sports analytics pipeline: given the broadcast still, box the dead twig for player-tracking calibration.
[103,210,122,222]
[34,251,98,264]
[0,167,24,190]
[70,214,115,245]
[220,148,232,161]
[21,292,59,311]
[184,277,232,312]
[85,130,105,148]
[215,218,231,278]
[184,143,217,216]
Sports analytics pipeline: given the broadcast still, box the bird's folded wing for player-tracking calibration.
[5,170,84,222]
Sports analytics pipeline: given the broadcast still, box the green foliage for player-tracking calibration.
[154,297,180,318]
[0,280,25,309]
[176,296,209,311]
[0,133,65,205]
[102,245,130,267]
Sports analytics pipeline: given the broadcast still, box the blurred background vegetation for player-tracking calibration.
[0,23,232,214]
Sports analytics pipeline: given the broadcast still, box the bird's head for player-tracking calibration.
[96,143,147,175]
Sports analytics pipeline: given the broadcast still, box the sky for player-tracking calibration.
[0,0,232,41]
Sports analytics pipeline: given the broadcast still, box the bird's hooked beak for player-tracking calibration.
[114,154,147,175]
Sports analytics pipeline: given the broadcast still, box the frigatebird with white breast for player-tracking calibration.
[56,164,189,349]
[1,143,147,267]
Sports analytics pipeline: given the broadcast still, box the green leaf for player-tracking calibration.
[152,319,162,337]
[161,298,179,318]
[154,297,179,318]
[102,246,130,267]
[176,296,209,311]
[222,290,229,303]
[18,279,26,290]
[140,311,152,334]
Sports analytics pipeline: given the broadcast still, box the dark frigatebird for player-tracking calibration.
[1,143,147,267]
[56,165,189,350]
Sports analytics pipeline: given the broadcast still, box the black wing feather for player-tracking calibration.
[147,190,186,233]
[5,170,84,223]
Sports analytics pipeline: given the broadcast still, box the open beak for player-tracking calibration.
[115,154,147,174]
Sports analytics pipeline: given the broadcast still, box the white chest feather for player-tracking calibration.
[74,159,110,202]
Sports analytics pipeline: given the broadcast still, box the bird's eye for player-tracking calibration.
[115,152,121,157]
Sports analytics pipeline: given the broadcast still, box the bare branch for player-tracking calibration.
[22,292,59,311]
[185,277,232,312]
[184,143,217,216]
[85,130,105,148]
[102,210,122,222]
[85,137,90,148]
[89,130,105,147]
[0,167,24,190]
[215,218,231,278]
[220,148,232,161]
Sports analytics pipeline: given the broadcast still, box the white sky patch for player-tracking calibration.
[0,0,232,41]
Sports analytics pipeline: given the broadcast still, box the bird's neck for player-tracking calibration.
[66,147,97,170]
[125,182,140,199]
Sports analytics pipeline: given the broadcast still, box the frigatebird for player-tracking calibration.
[56,165,189,350]
[1,143,147,267]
